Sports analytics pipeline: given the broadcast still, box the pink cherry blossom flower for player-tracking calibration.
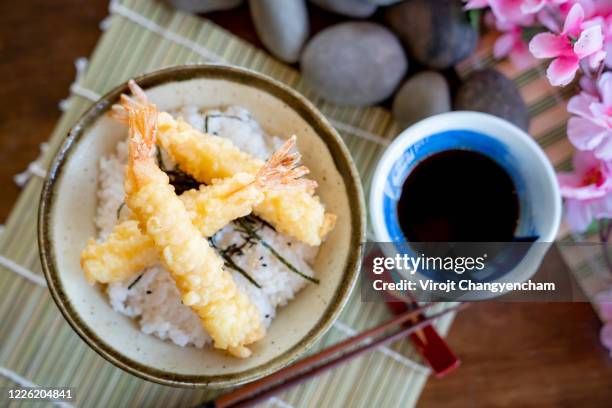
[563,195,612,231]
[600,322,612,356]
[492,19,535,68]
[464,0,535,24]
[558,150,612,231]
[529,4,605,86]
[586,14,612,68]
[568,72,612,159]
[558,150,612,199]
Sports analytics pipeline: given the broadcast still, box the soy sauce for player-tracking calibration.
[398,149,519,242]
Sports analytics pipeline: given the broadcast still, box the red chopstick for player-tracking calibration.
[195,303,467,408]
[364,248,460,377]
[386,299,460,377]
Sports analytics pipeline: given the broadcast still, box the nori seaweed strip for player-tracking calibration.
[244,214,276,232]
[205,114,247,122]
[116,202,126,220]
[205,113,248,136]
[128,274,143,290]
[165,169,200,194]
[235,219,319,284]
[208,237,261,288]
[156,145,201,194]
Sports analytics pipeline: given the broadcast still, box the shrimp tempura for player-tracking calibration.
[111,80,337,246]
[81,137,312,285]
[80,220,157,285]
[124,104,264,358]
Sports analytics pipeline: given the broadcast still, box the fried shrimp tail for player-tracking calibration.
[109,80,153,123]
[124,105,264,358]
[110,81,336,245]
[254,135,316,192]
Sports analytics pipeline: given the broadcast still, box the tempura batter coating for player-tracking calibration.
[111,80,337,246]
[255,190,337,246]
[80,220,157,285]
[158,112,262,183]
[124,105,264,358]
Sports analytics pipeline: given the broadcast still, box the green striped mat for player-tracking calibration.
[0,1,452,407]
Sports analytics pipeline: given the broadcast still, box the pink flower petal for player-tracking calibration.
[546,55,580,86]
[574,25,604,58]
[599,72,612,108]
[463,0,489,10]
[557,172,582,188]
[562,3,585,37]
[509,42,535,69]
[588,102,612,126]
[494,33,515,58]
[537,9,561,32]
[594,135,612,160]
[595,290,612,321]
[605,41,612,68]
[568,92,599,118]
[490,0,531,24]
[568,117,609,150]
[521,0,546,14]
[529,33,568,58]
[588,50,607,69]
[564,198,593,232]
[560,182,608,200]
[579,75,599,95]
[591,192,612,219]
[593,2,612,16]
[572,149,599,174]
[599,302,612,321]
[576,0,597,18]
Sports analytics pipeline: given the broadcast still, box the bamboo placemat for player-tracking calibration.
[0,1,452,407]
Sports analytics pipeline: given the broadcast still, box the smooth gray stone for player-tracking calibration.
[392,71,451,125]
[386,0,477,69]
[309,0,377,18]
[165,0,243,13]
[301,22,408,106]
[455,69,530,131]
[250,0,309,63]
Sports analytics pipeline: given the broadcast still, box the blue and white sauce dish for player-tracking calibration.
[370,112,561,294]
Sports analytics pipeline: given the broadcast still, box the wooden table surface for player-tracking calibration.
[2,1,612,406]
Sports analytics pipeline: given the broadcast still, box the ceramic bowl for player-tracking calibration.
[38,65,365,388]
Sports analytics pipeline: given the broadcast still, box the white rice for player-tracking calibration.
[97,106,318,348]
